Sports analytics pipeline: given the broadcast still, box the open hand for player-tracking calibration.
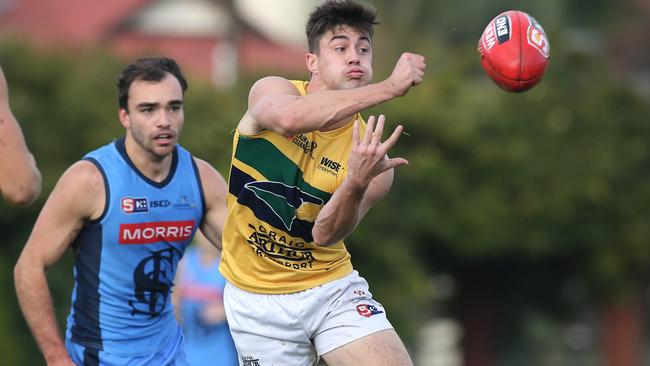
[347,115,408,190]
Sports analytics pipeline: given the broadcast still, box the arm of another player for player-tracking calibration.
[242,52,425,136]
[14,161,104,366]
[0,67,41,205]
[312,115,407,247]
[194,158,228,251]
[172,259,185,323]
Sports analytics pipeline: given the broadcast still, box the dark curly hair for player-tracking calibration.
[116,57,188,111]
[306,0,379,54]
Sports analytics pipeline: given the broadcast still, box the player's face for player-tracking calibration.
[310,26,373,90]
[120,73,184,160]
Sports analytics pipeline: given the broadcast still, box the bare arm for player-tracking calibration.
[195,158,228,251]
[241,52,426,136]
[312,115,407,246]
[0,67,41,205]
[172,259,185,322]
[14,161,104,365]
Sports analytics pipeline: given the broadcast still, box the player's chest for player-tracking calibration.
[282,134,351,193]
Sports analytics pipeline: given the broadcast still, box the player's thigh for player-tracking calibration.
[321,329,413,366]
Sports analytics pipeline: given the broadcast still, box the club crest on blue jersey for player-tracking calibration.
[356,304,384,318]
[121,197,148,214]
[129,246,183,317]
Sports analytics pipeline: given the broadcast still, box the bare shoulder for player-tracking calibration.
[193,157,225,184]
[19,159,105,267]
[192,158,228,248]
[240,76,301,135]
[50,159,106,220]
[249,76,300,101]
[193,158,227,201]
[63,159,104,186]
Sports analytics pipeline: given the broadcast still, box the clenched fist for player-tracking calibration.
[384,52,426,97]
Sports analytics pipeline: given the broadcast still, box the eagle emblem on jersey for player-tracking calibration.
[244,181,324,231]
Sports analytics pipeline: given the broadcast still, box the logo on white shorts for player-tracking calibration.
[356,304,384,318]
[241,356,261,366]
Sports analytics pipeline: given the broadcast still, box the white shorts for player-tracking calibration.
[224,270,393,366]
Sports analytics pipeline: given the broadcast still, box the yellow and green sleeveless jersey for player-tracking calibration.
[220,80,365,294]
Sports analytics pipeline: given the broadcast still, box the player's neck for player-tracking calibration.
[124,136,173,182]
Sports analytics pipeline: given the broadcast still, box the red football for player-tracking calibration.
[478,10,550,92]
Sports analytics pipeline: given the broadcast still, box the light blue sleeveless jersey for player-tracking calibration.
[65,138,205,358]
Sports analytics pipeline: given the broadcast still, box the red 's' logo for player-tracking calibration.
[119,220,195,244]
[121,197,148,214]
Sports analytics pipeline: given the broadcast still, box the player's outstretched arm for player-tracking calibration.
[0,67,41,205]
[14,161,104,365]
[195,158,228,251]
[312,115,407,246]
[242,53,425,136]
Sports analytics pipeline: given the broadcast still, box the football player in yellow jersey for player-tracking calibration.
[221,1,425,365]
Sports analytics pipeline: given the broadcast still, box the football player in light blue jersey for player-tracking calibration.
[14,57,228,366]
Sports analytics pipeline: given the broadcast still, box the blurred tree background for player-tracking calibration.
[1,0,650,365]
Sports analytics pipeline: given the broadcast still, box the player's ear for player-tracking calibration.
[306,53,318,75]
[119,108,130,128]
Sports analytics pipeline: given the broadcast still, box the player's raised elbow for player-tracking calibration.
[270,118,298,137]
[3,172,41,206]
[312,229,337,247]
[13,257,26,283]
[312,235,331,247]
[14,245,48,285]
[251,99,310,136]
[267,109,307,136]
[280,111,306,136]
[13,253,33,288]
